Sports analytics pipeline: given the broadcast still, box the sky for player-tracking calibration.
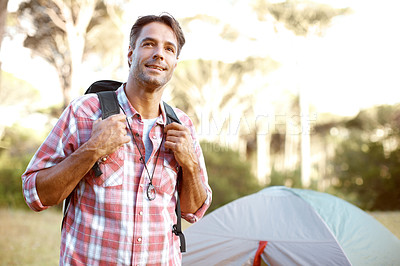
[2,0,400,124]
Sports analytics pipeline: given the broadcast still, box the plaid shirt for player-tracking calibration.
[22,85,212,265]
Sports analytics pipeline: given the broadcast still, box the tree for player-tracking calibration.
[253,0,350,37]
[170,57,278,158]
[252,0,350,187]
[332,104,400,210]
[0,0,9,85]
[201,141,262,213]
[169,11,282,184]
[17,0,113,107]
[0,0,8,43]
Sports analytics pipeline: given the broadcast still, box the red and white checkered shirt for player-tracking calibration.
[22,85,212,265]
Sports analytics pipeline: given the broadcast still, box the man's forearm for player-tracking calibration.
[179,160,207,214]
[35,114,130,206]
[36,141,99,206]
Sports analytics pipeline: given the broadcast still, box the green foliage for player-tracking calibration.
[201,141,262,213]
[268,167,319,191]
[332,105,400,210]
[269,167,300,187]
[0,125,41,209]
[0,153,32,209]
[252,0,351,36]
[18,0,68,70]
[17,0,116,107]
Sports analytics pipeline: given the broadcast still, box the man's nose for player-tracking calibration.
[153,46,164,60]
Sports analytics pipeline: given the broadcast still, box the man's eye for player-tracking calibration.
[166,47,175,53]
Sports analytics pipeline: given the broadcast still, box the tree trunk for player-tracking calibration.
[0,0,9,86]
[257,132,271,185]
[300,86,311,188]
[52,0,98,107]
[68,32,85,102]
[0,0,8,50]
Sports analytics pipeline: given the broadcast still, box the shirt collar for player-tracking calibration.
[116,83,168,125]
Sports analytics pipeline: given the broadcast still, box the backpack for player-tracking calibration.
[63,80,186,252]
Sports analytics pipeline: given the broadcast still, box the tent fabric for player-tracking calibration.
[182,186,400,266]
[289,188,400,266]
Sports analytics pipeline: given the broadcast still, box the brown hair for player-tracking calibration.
[129,13,186,57]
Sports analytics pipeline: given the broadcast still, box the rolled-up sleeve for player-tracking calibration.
[177,110,212,223]
[21,105,74,211]
[21,96,94,211]
[22,171,49,212]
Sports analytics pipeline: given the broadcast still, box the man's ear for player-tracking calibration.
[127,45,134,67]
[173,56,179,69]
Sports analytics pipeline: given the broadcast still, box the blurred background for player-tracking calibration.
[0,0,399,264]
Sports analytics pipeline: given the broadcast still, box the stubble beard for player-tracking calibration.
[134,66,171,92]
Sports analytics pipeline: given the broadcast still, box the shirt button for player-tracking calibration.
[139,211,143,216]
[135,133,140,137]
[137,237,142,242]
[152,135,157,139]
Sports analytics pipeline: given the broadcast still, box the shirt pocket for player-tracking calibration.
[86,147,124,188]
[154,152,179,196]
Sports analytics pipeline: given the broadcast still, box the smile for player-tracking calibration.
[146,65,166,71]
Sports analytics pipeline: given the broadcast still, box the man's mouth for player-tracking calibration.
[146,64,166,71]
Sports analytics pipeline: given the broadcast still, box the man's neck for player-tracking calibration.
[125,81,163,119]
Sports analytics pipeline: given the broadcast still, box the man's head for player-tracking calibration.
[129,14,185,61]
[127,14,184,91]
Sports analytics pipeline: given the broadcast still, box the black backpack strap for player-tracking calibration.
[172,170,186,252]
[98,91,120,120]
[92,91,120,177]
[85,80,122,94]
[163,102,186,253]
[164,102,181,125]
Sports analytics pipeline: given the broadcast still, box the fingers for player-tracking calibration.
[165,123,188,145]
[106,113,127,125]
[164,123,192,152]
[90,114,130,157]
[164,123,198,168]
[164,136,182,151]
[164,123,190,140]
[107,115,131,145]
[110,115,130,145]
[164,122,185,133]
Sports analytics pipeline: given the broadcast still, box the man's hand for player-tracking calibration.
[164,122,207,213]
[36,113,130,206]
[89,114,131,159]
[164,122,197,170]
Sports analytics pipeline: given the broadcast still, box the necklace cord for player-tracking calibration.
[119,105,164,199]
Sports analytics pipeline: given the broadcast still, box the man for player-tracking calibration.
[22,14,212,265]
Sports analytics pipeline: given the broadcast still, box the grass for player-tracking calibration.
[369,211,400,239]
[0,208,398,265]
[0,208,61,266]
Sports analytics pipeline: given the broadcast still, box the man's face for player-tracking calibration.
[128,22,178,91]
